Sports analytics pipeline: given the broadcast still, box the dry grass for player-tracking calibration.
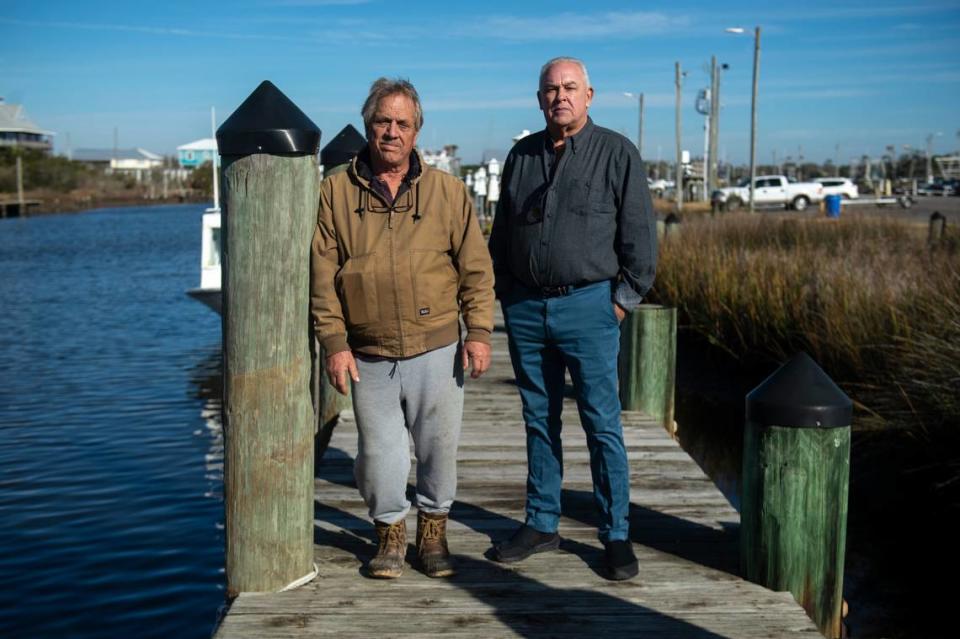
[649,213,960,437]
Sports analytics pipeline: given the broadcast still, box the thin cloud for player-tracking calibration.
[423,97,534,111]
[0,17,315,43]
[272,0,371,5]
[458,11,690,41]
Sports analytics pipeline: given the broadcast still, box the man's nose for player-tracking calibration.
[385,121,400,137]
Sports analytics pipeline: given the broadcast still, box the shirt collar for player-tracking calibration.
[543,116,595,155]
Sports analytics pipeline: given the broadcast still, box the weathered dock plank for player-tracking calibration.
[214,317,821,638]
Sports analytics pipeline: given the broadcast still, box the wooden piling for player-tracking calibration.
[313,340,352,460]
[928,211,945,247]
[218,81,322,596]
[618,304,677,436]
[741,352,852,638]
[16,156,25,215]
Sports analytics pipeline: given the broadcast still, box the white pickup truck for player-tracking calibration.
[712,175,824,212]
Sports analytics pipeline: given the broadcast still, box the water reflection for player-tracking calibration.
[189,348,224,502]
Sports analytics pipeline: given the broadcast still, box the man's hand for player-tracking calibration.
[462,340,491,379]
[613,303,627,323]
[326,350,359,396]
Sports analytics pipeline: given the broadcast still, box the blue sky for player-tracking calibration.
[2,0,958,165]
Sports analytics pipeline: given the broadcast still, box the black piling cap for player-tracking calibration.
[746,352,852,428]
[320,124,366,169]
[217,81,321,156]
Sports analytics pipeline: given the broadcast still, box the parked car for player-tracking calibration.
[917,180,958,197]
[712,175,824,212]
[648,178,675,198]
[814,177,859,199]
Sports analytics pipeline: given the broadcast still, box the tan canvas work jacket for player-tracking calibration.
[310,149,495,359]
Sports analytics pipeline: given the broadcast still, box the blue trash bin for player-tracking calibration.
[825,194,842,218]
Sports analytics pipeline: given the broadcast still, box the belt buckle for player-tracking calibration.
[541,285,568,298]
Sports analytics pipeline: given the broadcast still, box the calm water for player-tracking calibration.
[0,205,225,638]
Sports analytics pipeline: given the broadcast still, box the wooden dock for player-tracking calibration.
[0,199,41,218]
[214,317,821,638]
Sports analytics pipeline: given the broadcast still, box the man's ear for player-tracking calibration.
[537,90,544,111]
[586,86,594,108]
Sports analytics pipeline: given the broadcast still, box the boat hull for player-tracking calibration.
[187,287,222,315]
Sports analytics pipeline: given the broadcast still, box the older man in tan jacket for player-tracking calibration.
[310,77,494,579]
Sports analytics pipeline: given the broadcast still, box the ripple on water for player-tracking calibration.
[0,206,225,639]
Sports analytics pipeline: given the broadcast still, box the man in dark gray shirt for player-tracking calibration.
[488,56,657,580]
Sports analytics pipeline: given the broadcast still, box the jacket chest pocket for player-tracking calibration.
[335,252,379,326]
[408,249,458,322]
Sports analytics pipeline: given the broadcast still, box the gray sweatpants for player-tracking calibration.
[352,341,464,525]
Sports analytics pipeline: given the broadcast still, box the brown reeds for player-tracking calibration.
[649,213,960,438]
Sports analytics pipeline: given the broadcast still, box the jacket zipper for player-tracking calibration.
[387,209,405,351]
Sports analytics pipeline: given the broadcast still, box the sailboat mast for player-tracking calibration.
[211,107,220,211]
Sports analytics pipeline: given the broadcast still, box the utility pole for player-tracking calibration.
[638,92,645,159]
[708,56,720,193]
[748,26,761,214]
[926,133,935,182]
[675,61,684,214]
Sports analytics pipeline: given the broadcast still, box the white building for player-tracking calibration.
[0,98,54,153]
[421,144,461,175]
[177,138,218,168]
[72,148,165,181]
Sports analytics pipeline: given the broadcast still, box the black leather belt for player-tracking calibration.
[534,283,589,298]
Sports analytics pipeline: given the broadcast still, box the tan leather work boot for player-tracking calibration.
[417,511,455,577]
[368,519,406,579]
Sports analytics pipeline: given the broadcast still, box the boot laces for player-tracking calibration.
[378,522,405,552]
[420,517,445,542]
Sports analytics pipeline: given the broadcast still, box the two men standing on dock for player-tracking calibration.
[310,78,495,579]
[310,57,656,582]
[489,57,658,580]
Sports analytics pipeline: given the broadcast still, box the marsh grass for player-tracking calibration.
[649,213,960,500]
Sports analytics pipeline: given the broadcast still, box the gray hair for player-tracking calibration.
[361,77,424,132]
[539,57,591,90]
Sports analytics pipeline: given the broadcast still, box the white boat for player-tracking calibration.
[186,107,223,314]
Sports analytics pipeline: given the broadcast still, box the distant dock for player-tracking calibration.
[0,199,41,217]
[213,315,820,638]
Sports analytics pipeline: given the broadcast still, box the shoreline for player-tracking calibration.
[1,191,207,216]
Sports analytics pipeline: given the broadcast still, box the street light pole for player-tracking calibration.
[748,26,761,214]
[638,92,645,158]
[623,92,645,157]
[675,61,684,214]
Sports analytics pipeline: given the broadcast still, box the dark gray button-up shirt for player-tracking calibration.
[488,118,657,309]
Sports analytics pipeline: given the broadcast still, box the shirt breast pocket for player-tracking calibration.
[583,180,617,215]
[579,181,618,245]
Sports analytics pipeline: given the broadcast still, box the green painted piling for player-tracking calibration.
[741,352,852,638]
[928,211,946,247]
[618,304,677,435]
[218,81,321,596]
[313,341,352,460]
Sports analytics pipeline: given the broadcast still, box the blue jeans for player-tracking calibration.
[502,280,630,542]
